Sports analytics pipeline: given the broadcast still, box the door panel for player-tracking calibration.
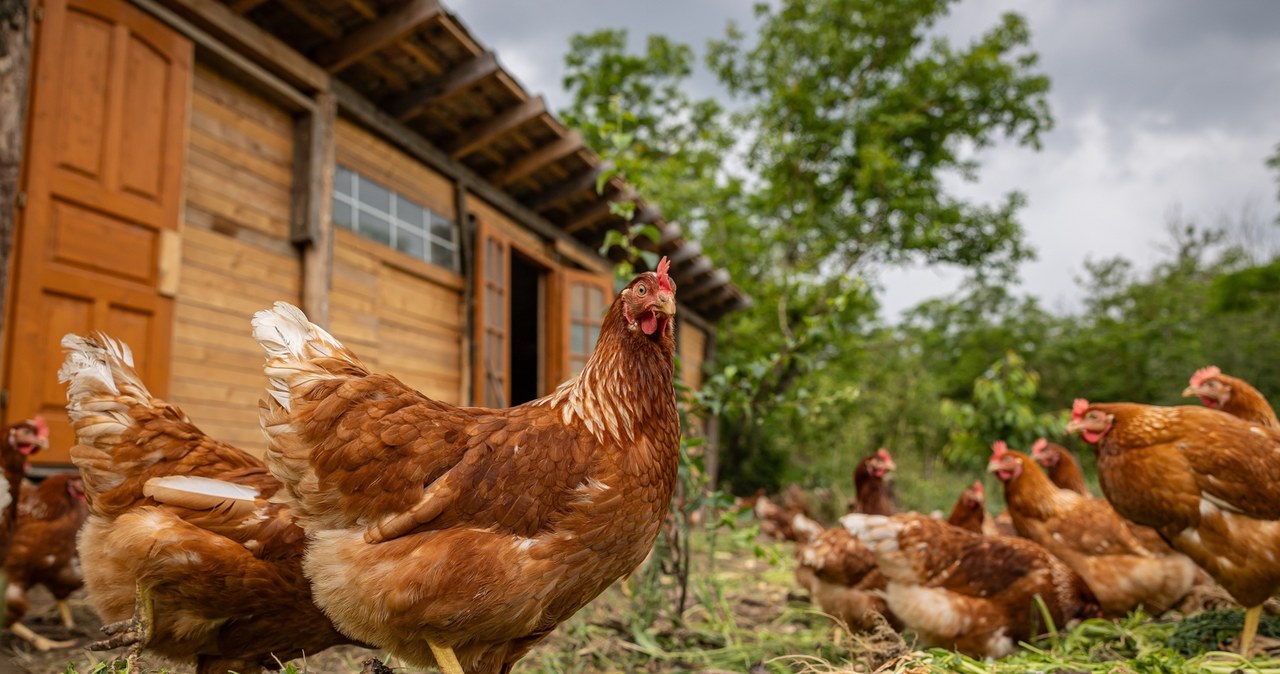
[5,0,190,463]
[473,219,509,407]
[560,269,612,379]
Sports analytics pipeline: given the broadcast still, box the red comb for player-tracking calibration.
[1189,366,1220,388]
[1031,438,1048,453]
[991,440,1008,456]
[655,256,673,293]
[877,448,892,460]
[1071,399,1090,420]
[31,415,48,438]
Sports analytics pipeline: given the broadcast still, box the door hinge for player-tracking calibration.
[32,4,43,22]
[15,192,26,209]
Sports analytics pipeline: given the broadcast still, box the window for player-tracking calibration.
[562,269,613,378]
[332,165,459,270]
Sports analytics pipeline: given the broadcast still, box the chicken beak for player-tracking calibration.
[1180,386,1197,398]
[655,293,676,318]
[1064,419,1082,435]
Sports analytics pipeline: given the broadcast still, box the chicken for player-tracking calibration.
[1029,438,1090,495]
[5,473,87,651]
[0,419,48,564]
[794,527,894,631]
[945,480,989,535]
[988,441,1197,616]
[1068,398,1280,653]
[841,512,1098,658]
[748,489,822,543]
[250,260,682,674]
[849,448,896,515]
[58,333,354,674]
[1182,366,1277,428]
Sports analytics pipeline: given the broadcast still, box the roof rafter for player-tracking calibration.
[448,95,546,159]
[386,50,499,122]
[681,269,731,301]
[313,0,443,73]
[564,187,635,234]
[489,130,584,187]
[526,161,610,212]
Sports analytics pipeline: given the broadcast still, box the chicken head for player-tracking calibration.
[620,257,676,340]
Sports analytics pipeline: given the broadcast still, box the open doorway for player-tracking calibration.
[508,254,543,405]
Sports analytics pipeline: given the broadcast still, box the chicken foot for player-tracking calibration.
[89,582,154,671]
[428,640,466,674]
[9,622,76,651]
[57,599,76,629]
[1241,604,1262,656]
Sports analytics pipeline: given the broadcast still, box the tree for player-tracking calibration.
[0,0,30,344]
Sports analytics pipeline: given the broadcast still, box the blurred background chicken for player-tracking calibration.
[1,419,49,563]
[842,512,1098,658]
[989,441,1197,616]
[251,261,681,674]
[1182,366,1277,428]
[1029,438,1090,495]
[59,333,354,674]
[848,448,896,515]
[4,473,87,651]
[945,480,990,535]
[1069,398,1280,653]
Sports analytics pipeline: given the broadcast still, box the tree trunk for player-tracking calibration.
[0,0,31,344]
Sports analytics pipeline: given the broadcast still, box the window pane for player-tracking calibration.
[335,166,354,197]
[431,215,455,240]
[430,243,455,270]
[588,287,604,316]
[395,227,426,259]
[361,179,391,214]
[332,199,354,230]
[571,284,585,318]
[571,323,585,354]
[396,196,425,229]
[358,210,391,246]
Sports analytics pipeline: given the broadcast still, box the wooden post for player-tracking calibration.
[0,0,30,359]
[292,91,335,327]
[455,183,472,405]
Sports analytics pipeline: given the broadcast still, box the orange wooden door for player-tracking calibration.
[5,0,191,463]
[473,219,510,407]
[560,268,612,379]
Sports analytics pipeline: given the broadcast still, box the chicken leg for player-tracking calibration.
[1241,604,1262,656]
[89,581,154,669]
[9,622,76,651]
[56,599,76,629]
[428,640,465,674]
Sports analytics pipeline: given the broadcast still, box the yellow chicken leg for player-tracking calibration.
[56,599,76,629]
[1241,604,1263,656]
[10,622,76,651]
[428,640,465,674]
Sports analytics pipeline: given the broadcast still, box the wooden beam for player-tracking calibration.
[295,92,337,328]
[156,0,329,93]
[632,202,662,225]
[526,161,609,213]
[448,95,546,159]
[489,130,583,188]
[658,222,683,247]
[668,241,701,266]
[332,80,611,271]
[563,187,634,234]
[313,0,442,73]
[386,51,498,122]
[680,258,714,280]
[681,269,730,302]
[229,0,268,14]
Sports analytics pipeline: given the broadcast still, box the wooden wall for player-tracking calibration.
[329,120,466,404]
[679,323,708,393]
[169,65,300,452]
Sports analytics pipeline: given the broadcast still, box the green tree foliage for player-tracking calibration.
[940,351,1066,469]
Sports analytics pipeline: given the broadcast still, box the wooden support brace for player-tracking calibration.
[489,130,583,188]
[448,96,546,159]
[313,0,442,73]
[292,92,336,328]
[681,268,730,301]
[386,51,498,122]
[563,187,634,234]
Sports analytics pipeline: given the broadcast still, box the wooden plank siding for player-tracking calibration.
[679,323,707,394]
[329,120,465,404]
[168,65,301,453]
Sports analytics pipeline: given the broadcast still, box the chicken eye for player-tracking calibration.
[636,285,648,297]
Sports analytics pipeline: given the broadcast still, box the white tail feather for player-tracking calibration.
[144,475,260,500]
[251,301,348,412]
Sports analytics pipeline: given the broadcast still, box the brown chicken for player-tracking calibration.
[748,489,823,543]
[58,333,354,674]
[1183,366,1278,428]
[1068,398,1280,653]
[1030,438,1090,495]
[946,480,989,535]
[849,448,896,515]
[989,441,1197,616]
[842,512,1098,658]
[0,419,48,564]
[251,260,681,674]
[5,473,87,651]
[794,527,893,631]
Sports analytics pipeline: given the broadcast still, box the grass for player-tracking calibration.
[43,523,1280,674]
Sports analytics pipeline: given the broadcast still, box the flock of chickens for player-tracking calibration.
[755,366,1280,659]
[1,260,683,674]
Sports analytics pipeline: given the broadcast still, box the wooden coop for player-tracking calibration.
[2,0,747,467]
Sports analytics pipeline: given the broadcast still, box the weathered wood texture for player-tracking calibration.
[170,66,300,454]
[0,0,29,361]
[679,323,707,394]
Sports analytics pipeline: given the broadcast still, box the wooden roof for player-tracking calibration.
[223,0,749,320]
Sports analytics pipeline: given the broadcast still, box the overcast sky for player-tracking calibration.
[450,0,1280,319]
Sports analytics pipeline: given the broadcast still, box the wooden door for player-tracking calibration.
[5,0,191,463]
[473,219,509,407]
[560,268,612,379]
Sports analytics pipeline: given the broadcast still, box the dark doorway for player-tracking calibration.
[508,254,542,405]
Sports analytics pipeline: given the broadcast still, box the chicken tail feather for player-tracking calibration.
[251,301,361,413]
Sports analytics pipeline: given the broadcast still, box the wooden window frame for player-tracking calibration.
[560,268,613,381]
